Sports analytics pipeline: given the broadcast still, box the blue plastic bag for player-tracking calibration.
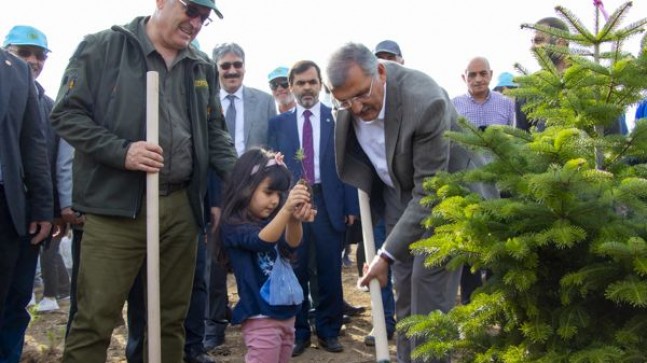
[260,254,303,306]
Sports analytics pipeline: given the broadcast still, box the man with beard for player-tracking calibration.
[515,17,570,131]
[523,17,626,134]
[531,17,570,72]
[50,0,237,361]
[267,60,359,357]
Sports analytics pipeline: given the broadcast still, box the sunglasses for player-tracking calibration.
[15,48,48,61]
[178,0,212,26]
[219,61,244,71]
[269,80,289,91]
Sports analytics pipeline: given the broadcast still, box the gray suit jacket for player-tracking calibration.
[335,62,489,261]
[0,49,53,235]
[241,86,276,150]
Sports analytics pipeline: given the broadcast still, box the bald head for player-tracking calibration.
[462,56,492,101]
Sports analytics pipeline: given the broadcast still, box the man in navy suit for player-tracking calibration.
[268,60,359,357]
[0,48,53,363]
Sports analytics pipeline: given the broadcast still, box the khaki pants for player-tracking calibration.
[63,190,198,363]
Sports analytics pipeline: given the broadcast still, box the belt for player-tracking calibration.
[159,182,187,196]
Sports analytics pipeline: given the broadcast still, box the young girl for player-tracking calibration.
[219,148,315,363]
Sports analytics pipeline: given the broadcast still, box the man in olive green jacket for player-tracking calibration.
[50,0,236,362]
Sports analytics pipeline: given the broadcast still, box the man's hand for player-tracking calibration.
[345,214,357,226]
[358,254,390,288]
[60,207,80,225]
[29,221,52,245]
[125,141,164,172]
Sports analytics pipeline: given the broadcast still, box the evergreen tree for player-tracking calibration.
[400,3,647,362]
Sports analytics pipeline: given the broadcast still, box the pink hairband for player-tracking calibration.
[251,152,286,175]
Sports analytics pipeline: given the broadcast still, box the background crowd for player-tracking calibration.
[1,1,647,363]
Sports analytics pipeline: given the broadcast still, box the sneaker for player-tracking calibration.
[27,293,37,307]
[342,255,352,268]
[37,297,59,312]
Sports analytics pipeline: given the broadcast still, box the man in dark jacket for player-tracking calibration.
[50,0,236,362]
[0,48,53,363]
[4,25,78,314]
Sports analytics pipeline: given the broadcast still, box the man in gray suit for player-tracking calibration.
[212,42,276,155]
[326,42,477,363]
[0,47,53,362]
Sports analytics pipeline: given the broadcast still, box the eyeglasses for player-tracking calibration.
[219,61,244,70]
[269,80,289,91]
[14,48,48,61]
[331,77,375,111]
[178,0,212,26]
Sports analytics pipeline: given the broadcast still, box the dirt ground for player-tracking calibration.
[20,245,397,363]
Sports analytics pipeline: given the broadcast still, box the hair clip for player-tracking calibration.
[266,152,286,168]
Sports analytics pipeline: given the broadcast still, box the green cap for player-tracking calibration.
[189,0,223,19]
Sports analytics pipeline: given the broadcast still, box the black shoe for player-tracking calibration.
[292,338,310,357]
[317,337,343,352]
[343,301,365,317]
[204,335,225,351]
[185,351,216,363]
[364,331,394,347]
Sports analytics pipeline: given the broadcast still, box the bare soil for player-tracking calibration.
[20,245,397,362]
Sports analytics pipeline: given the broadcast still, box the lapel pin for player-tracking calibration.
[5,59,11,66]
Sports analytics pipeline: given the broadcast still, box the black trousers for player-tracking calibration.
[40,235,71,298]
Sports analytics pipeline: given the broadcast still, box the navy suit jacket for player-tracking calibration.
[268,103,358,233]
[0,49,53,236]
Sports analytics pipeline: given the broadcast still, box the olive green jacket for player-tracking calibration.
[51,17,236,227]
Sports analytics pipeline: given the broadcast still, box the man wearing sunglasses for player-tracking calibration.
[212,42,277,156]
[0,45,53,363]
[201,42,276,355]
[268,66,296,114]
[327,43,495,363]
[50,0,237,362]
[4,25,78,317]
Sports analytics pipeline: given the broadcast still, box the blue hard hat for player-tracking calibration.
[3,25,51,52]
[268,66,289,82]
[495,72,518,88]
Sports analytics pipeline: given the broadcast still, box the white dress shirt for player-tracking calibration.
[220,87,245,156]
[353,83,394,188]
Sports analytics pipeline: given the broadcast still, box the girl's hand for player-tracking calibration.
[283,183,311,214]
[293,201,317,222]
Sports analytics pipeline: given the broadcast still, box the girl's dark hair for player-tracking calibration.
[215,148,293,266]
[221,148,291,224]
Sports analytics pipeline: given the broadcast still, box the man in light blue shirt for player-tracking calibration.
[452,56,515,129]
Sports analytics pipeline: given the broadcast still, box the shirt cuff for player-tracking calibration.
[377,248,395,265]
